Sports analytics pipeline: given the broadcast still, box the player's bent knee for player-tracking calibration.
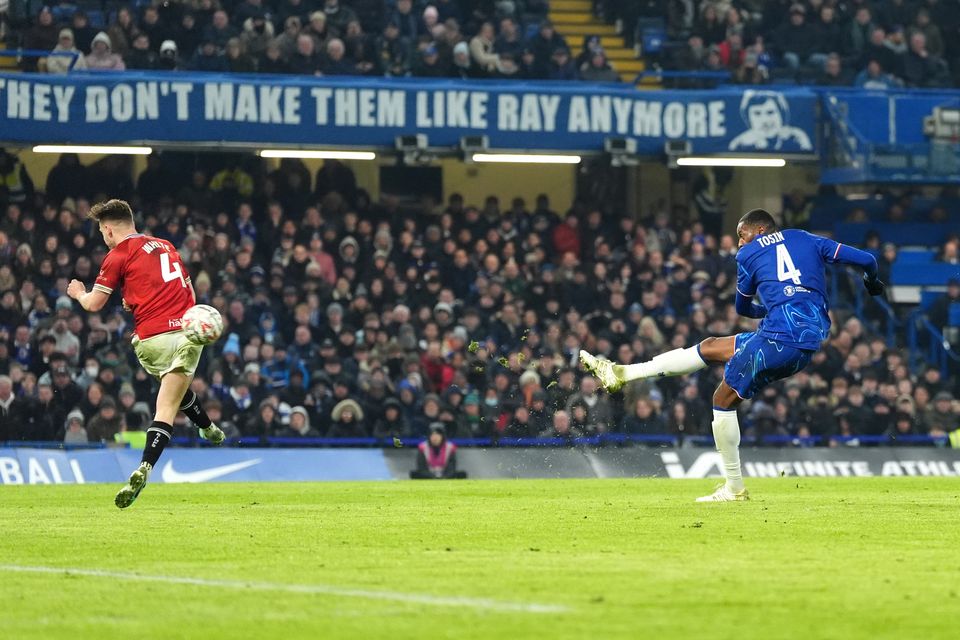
[713,382,742,410]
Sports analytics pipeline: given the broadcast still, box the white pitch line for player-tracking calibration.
[0,565,569,614]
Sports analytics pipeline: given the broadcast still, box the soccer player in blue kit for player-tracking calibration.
[581,209,886,502]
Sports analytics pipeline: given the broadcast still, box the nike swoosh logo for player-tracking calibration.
[160,459,262,483]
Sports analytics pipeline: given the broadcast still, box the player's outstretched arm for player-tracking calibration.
[67,279,110,312]
[834,245,885,296]
[734,290,767,319]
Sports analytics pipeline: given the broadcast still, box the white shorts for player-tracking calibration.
[131,330,203,380]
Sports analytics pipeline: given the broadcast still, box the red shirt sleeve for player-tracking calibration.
[93,249,123,294]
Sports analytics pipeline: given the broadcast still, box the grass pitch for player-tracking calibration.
[1,478,958,640]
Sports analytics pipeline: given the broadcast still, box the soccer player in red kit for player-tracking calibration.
[67,199,225,508]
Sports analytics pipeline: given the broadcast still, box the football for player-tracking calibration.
[181,304,224,345]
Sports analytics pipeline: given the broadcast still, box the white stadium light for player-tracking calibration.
[258,149,376,160]
[471,153,581,164]
[675,157,787,167]
[32,145,153,155]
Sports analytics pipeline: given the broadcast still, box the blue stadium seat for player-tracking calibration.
[920,290,944,310]
[835,223,960,246]
[949,303,960,327]
[896,249,936,263]
[891,263,960,286]
[641,28,666,55]
[86,10,106,28]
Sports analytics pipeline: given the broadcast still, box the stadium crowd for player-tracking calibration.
[3,1,957,86]
[0,149,956,447]
[651,0,960,88]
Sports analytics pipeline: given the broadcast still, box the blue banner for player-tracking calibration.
[0,447,393,484]
[0,72,818,154]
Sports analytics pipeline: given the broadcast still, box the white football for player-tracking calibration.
[181,304,224,345]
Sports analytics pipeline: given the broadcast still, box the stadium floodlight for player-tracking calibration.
[32,145,153,155]
[258,149,376,160]
[470,153,581,164]
[675,157,787,167]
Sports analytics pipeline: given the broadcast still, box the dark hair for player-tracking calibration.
[738,208,778,231]
[88,199,134,225]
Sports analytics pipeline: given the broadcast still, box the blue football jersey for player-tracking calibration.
[735,229,842,350]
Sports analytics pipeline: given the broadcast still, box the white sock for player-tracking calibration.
[619,346,707,381]
[712,408,745,493]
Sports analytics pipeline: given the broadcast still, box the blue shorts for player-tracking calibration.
[724,332,814,400]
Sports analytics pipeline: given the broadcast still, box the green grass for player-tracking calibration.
[1,478,958,639]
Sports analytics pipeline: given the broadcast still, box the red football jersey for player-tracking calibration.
[94,234,195,339]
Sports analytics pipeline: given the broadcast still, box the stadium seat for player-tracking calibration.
[896,250,937,263]
[835,223,960,247]
[891,263,960,286]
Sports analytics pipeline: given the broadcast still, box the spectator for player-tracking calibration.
[225,38,257,73]
[70,11,97,54]
[547,46,577,80]
[158,40,183,71]
[450,41,482,79]
[175,12,203,57]
[695,4,726,46]
[527,20,567,78]
[25,7,60,63]
[85,32,126,71]
[470,21,499,74]
[282,406,321,437]
[410,423,466,478]
[85,397,123,443]
[818,53,852,86]
[328,398,366,437]
[106,7,136,57]
[190,37,229,72]
[376,18,411,77]
[125,33,159,71]
[45,154,87,206]
[902,32,949,87]
[855,58,903,89]
[910,8,944,59]
[259,42,289,74]
[844,6,876,61]
[539,409,584,441]
[47,28,87,74]
[579,49,620,82]
[322,0,359,39]
[288,34,322,75]
[389,0,420,41]
[241,15,275,59]
[813,5,843,57]
[244,399,280,438]
[413,44,448,77]
[63,408,89,444]
[322,38,355,75]
[622,397,666,433]
[566,377,614,435]
[859,27,898,75]
[775,4,822,70]
[205,10,238,49]
[494,18,524,59]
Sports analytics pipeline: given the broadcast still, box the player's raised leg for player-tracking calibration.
[580,335,737,392]
[115,371,193,509]
[181,389,224,444]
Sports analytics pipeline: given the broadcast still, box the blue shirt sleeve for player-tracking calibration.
[734,252,766,318]
[809,232,879,279]
[736,255,755,297]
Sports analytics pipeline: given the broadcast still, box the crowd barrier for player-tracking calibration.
[2,446,959,485]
